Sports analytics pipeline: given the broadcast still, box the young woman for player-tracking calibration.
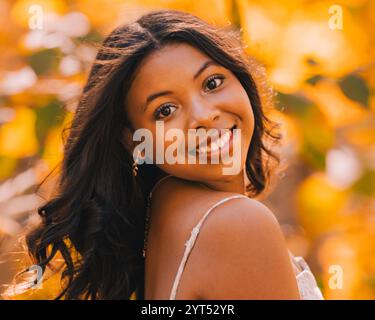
[25,9,323,300]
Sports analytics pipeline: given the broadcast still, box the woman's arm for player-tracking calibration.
[194,197,301,300]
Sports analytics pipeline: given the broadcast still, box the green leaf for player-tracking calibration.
[305,57,319,66]
[300,141,326,170]
[77,30,104,44]
[338,74,370,107]
[34,98,65,156]
[352,170,375,197]
[276,92,314,118]
[27,48,61,76]
[306,75,324,86]
[277,93,334,169]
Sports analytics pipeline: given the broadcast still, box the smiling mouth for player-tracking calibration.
[193,124,236,156]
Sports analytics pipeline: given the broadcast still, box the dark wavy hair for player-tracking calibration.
[25,9,281,300]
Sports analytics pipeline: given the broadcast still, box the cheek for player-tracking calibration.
[229,85,255,133]
[233,87,255,149]
[221,81,253,116]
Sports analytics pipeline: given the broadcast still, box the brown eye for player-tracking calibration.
[154,104,177,120]
[204,75,224,92]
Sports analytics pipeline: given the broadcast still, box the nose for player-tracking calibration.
[188,100,221,130]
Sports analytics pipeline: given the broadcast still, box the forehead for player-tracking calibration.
[127,43,212,99]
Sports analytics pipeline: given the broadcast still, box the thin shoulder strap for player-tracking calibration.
[169,194,248,300]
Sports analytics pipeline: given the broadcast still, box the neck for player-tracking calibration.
[152,168,247,195]
[199,169,246,195]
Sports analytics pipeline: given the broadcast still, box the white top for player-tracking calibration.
[147,176,324,300]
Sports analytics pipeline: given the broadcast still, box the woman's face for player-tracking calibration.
[125,42,254,185]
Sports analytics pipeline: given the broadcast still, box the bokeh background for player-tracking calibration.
[0,0,374,300]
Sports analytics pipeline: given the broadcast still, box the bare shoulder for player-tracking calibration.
[194,196,301,299]
[149,175,218,227]
[150,177,300,299]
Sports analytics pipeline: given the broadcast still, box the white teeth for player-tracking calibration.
[221,132,230,144]
[217,132,230,148]
[218,137,225,148]
[210,142,219,152]
[199,146,207,154]
[197,130,232,154]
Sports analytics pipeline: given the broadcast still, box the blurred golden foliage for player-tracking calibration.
[0,0,374,299]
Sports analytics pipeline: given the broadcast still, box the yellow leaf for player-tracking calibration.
[0,106,38,158]
[296,172,348,237]
[11,0,67,28]
[303,80,369,128]
[42,126,64,170]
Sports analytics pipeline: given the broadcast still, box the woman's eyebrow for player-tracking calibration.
[193,60,218,80]
[144,90,173,111]
[143,60,218,112]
